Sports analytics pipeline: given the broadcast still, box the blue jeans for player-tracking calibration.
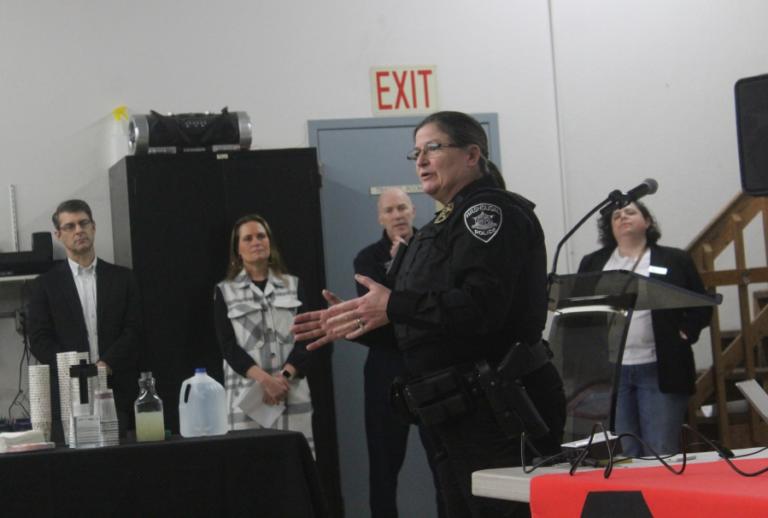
[615,362,689,457]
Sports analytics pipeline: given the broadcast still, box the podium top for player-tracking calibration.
[548,270,722,312]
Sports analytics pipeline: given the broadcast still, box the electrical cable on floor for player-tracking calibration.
[7,291,31,423]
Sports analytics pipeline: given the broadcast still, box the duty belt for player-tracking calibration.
[391,340,552,438]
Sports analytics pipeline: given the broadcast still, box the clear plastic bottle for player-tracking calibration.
[178,368,228,437]
[134,372,165,442]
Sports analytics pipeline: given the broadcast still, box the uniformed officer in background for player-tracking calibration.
[294,111,566,517]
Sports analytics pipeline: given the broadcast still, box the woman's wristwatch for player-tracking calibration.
[281,369,293,380]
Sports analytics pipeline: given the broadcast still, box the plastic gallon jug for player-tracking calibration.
[178,368,228,437]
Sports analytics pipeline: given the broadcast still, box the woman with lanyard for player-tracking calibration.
[578,201,712,457]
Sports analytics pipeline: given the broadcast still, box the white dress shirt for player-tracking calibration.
[68,257,99,363]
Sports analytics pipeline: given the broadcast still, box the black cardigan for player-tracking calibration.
[577,244,712,394]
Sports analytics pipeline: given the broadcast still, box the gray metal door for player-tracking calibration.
[309,114,500,518]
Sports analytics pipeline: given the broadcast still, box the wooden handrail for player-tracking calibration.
[687,191,768,447]
[687,194,768,271]
[694,303,768,401]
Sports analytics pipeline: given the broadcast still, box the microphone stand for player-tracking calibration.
[549,189,624,281]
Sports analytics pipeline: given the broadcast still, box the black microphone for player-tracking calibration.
[621,178,658,206]
[551,178,657,276]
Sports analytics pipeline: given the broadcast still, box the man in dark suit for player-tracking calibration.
[28,199,141,438]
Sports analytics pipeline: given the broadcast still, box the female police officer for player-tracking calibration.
[294,111,565,517]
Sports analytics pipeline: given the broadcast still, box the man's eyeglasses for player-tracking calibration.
[406,142,461,161]
[59,219,93,232]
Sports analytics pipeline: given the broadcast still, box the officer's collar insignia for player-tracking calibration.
[464,203,502,243]
[434,202,454,224]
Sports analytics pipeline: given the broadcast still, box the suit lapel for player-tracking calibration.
[592,247,613,270]
[59,262,89,343]
[96,260,109,339]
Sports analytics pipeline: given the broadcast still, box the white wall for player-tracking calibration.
[1,0,767,510]
[549,0,768,367]
[552,0,768,265]
[0,3,561,514]
[0,0,562,418]
[0,0,563,255]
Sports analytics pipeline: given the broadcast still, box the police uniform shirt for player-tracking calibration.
[386,175,548,375]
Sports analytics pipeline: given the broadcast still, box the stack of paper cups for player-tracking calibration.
[28,364,52,441]
[56,351,90,445]
[94,389,120,447]
[97,364,108,392]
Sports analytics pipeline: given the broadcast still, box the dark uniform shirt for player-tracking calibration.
[386,175,548,375]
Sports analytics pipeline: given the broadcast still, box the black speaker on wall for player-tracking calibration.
[736,73,768,195]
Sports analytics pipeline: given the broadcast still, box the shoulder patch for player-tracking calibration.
[464,203,502,243]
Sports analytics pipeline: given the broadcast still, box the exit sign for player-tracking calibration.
[370,66,438,116]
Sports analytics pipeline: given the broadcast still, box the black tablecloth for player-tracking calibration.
[1,429,327,517]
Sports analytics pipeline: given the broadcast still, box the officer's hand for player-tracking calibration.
[292,289,345,350]
[327,274,390,340]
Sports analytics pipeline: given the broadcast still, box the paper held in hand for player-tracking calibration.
[234,382,285,428]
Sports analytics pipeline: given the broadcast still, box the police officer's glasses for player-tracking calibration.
[59,219,93,233]
[406,142,461,161]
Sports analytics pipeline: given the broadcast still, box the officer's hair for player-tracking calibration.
[597,200,662,248]
[226,214,290,280]
[414,111,505,189]
[486,161,506,190]
[52,199,93,229]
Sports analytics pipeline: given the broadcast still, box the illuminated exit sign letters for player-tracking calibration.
[370,66,438,116]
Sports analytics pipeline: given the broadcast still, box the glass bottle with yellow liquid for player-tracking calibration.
[134,372,165,442]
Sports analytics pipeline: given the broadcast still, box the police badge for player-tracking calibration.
[464,203,502,243]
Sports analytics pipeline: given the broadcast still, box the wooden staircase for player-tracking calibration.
[688,193,768,447]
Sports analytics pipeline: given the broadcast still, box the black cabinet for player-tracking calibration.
[109,149,341,515]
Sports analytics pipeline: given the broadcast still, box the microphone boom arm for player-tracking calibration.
[549,189,623,278]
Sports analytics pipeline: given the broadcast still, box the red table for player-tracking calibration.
[531,457,768,517]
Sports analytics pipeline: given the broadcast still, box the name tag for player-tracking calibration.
[649,265,668,275]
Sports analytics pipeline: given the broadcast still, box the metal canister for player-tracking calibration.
[128,109,252,154]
